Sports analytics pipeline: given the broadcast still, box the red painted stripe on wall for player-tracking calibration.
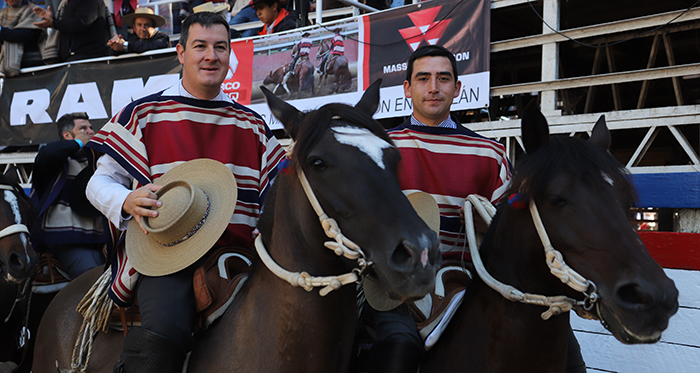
[639,231,700,270]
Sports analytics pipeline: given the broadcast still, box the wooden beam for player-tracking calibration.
[492,7,700,52]
[637,34,661,109]
[491,62,700,97]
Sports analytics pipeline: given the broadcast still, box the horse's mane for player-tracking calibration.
[508,135,637,207]
[292,103,393,166]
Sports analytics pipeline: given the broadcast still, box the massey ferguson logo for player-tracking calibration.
[398,6,451,51]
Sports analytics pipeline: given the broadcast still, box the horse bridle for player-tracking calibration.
[465,194,601,321]
[254,167,372,296]
[0,185,30,241]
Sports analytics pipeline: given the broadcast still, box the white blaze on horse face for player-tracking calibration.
[333,127,392,170]
[3,190,28,248]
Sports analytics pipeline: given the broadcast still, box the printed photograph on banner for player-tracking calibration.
[249,23,359,104]
[222,40,255,104]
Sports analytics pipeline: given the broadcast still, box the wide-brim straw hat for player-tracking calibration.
[193,2,230,14]
[122,7,167,28]
[363,191,440,311]
[126,159,237,276]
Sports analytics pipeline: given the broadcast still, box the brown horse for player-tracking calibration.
[316,39,352,93]
[417,104,679,372]
[263,58,315,98]
[0,170,37,373]
[33,80,441,372]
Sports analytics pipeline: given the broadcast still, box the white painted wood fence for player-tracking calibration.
[573,268,700,373]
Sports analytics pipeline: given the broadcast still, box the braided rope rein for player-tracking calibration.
[60,269,114,373]
[255,167,371,296]
[465,195,599,320]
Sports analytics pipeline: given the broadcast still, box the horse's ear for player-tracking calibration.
[3,166,21,185]
[521,101,550,154]
[589,115,610,151]
[260,85,304,139]
[355,79,382,116]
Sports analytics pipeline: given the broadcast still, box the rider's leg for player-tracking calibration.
[367,304,424,373]
[114,263,198,373]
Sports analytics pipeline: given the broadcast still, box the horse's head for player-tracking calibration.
[500,103,679,344]
[261,80,440,301]
[0,174,37,283]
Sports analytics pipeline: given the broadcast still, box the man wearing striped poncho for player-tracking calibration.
[366,45,587,373]
[85,12,285,373]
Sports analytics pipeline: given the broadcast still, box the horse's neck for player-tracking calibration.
[465,208,571,369]
[227,176,357,371]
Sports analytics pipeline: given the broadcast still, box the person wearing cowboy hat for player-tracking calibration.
[107,6,170,54]
[86,11,284,373]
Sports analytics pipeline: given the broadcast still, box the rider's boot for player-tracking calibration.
[366,339,423,373]
[113,327,186,373]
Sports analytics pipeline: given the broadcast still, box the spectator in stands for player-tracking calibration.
[31,112,107,280]
[251,0,295,36]
[107,7,170,54]
[32,0,109,62]
[113,0,138,38]
[228,1,260,37]
[0,0,45,76]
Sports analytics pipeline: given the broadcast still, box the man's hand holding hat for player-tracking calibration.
[123,184,163,234]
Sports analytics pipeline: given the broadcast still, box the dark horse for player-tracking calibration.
[33,80,441,372]
[0,170,37,373]
[316,39,352,93]
[263,58,315,98]
[418,104,679,372]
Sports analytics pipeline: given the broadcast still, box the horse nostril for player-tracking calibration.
[8,251,26,271]
[616,283,654,310]
[391,241,415,270]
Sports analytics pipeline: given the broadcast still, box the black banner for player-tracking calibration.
[1,54,181,146]
[364,0,489,88]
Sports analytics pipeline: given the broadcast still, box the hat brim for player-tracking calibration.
[406,191,440,234]
[126,159,237,276]
[122,12,167,28]
[363,191,440,311]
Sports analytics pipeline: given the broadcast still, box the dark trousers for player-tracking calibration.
[372,304,423,348]
[53,243,105,280]
[136,262,198,352]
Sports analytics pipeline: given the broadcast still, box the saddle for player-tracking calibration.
[109,246,254,333]
[32,253,71,294]
[407,258,473,350]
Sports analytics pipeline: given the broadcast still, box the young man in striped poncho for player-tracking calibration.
[85,11,285,373]
[366,45,586,373]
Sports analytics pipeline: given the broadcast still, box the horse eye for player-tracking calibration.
[547,196,566,207]
[308,158,326,170]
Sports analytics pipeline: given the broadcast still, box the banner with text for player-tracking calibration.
[0,0,488,146]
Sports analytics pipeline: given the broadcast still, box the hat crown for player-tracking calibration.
[143,181,209,246]
[134,7,156,16]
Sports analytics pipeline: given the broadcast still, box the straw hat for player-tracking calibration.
[193,2,230,14]
[122,7,167,28]
[126,159,237,276]
[363,191,440,311]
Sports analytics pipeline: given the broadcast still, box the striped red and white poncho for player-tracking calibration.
[387,118,512,254]
[87,85,285,306]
